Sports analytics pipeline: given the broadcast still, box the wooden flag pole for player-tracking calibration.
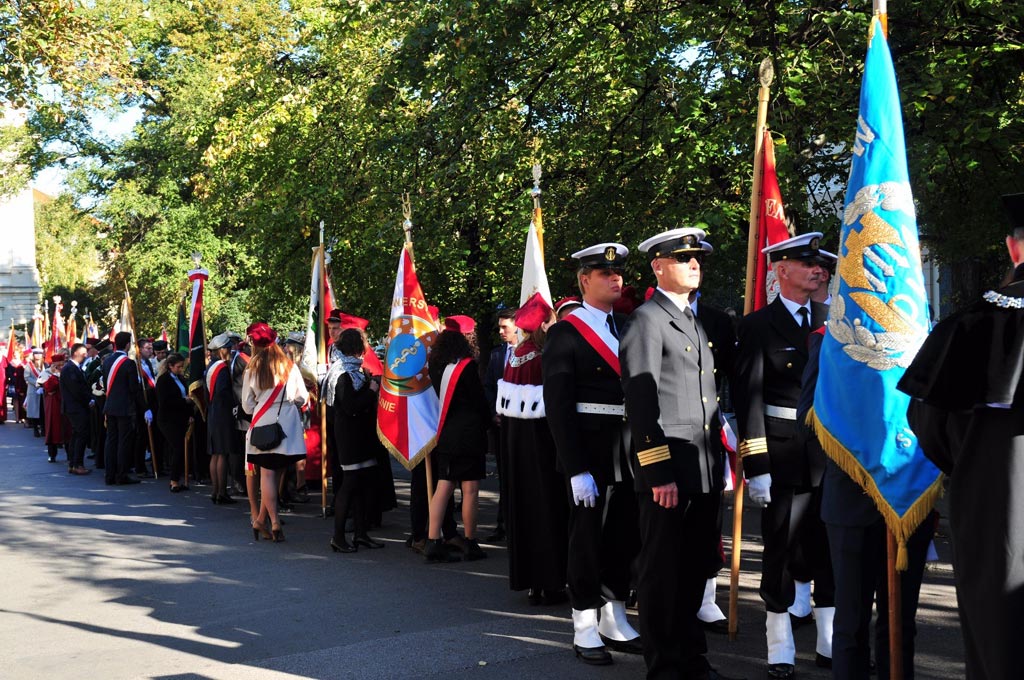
[402,194,433,506]
[869,4,900,677]
[729,56,775,642]
[887,528,904,680]
[318,221,330,519]
[184,421,193,490]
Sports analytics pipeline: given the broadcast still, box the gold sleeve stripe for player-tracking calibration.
[637,445,671,467]
[738,438,768,458]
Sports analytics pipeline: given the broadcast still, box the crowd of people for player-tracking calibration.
[3,196,1023,680]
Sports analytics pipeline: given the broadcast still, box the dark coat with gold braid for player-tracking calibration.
[733,296,828,487]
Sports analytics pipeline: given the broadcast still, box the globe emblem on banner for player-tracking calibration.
[382,315,437,396]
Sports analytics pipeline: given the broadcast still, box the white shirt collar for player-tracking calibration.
[778,294,810,326]
[573,302,620,352]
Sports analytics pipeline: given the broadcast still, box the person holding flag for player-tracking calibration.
[807,13,944,680]
[733,232,834,679]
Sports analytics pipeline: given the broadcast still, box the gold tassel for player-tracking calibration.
[807,407,944,571]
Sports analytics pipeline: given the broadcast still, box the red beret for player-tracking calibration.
[246,321,278,348]
[443,315,476,334]
[514,293,553,333]
[338,313,369,331]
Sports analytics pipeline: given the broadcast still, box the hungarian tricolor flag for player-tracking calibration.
[752,130,793,311]
[187,266,209,404]
[377,243,440,470]
[300,245,337,375]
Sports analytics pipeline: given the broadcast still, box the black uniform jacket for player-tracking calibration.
[207,360,236,456]
[621,290,724,494]
[696,301,738,396]
[60,361,92,418]
[332,371,381,467]
[156,372,192,433]
[733,296,828,485]
[542,310,631,487]
[799,331,880,527]
[102,351,145,418]
[429,359,490,458]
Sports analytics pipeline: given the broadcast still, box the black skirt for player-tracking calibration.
[247,452,304,471]
[435,445,485,482]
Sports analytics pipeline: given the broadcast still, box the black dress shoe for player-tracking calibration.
[353,534,385,549]
[527,589,542,605]
[330,538,357,553]
[464,538,487,561]
[815,653,832,669]
[424,539,461,563]
[698,669,747,680]
[766,663,795,679]
[219,494,238,505]
[701,618,730,635]
[599,634,644,655]
[573,644,613,665]
[117,477,142,485]
[484,527,506,542]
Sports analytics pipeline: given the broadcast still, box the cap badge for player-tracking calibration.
[810,236,820,250]
[605,246,617,261]
[682,235,696,247]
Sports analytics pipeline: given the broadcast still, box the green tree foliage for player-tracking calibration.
[33,193,109,316]
[37,0,1024,332]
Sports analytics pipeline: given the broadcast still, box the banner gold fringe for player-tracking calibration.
[377,423,436,472]
[807,407,944,570]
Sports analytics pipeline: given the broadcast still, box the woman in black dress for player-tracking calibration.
[156,353,192,492]
[424,316,490,563]
[328,329,387,554]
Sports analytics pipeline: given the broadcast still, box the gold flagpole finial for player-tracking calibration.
[401,192,413,245]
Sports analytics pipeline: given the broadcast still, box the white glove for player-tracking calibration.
[570,472,599,508]
[36,387,44,395]
[144,410,153,425]
[747,473,772,507]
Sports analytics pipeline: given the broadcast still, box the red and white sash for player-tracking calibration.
[106,355,129,396]
[437,358,472,436]
[206,359,227,396]
[564,314,621,376]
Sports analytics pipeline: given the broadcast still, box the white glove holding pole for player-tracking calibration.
[570,472,599,508]
[747,473,773,507]
[144,410,153,425]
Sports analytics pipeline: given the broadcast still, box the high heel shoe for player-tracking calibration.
[251,518,271,541]
[354,534,385,549]
[271,525,285,543]
[330,537,356,553]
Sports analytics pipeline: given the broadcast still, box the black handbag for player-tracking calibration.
[249,387,287,451]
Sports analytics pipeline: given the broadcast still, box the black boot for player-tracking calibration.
[424,538,461,563]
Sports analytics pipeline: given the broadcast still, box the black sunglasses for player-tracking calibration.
[667,252,704,264]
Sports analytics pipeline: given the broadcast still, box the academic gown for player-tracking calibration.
[497,339,569,593]
[898,263,1024,680]
[40,371,68,445]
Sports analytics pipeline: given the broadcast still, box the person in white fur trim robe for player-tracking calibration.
[496,292,569,607]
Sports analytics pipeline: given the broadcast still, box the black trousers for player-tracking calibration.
[67,413,90,468]
[566,480,639,611]
[158,421,186,482]
[638,491,720,680]
[409,455,457,541]
[828,515,934,680]
[104,415,136,483]
[333,465,373,540]
[230,428,246,484]
[760,484,834,612]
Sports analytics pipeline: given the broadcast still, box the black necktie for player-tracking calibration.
[798,307,810,330]
[606,314,619,340]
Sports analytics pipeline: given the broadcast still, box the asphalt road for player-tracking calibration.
[0,407,964,679]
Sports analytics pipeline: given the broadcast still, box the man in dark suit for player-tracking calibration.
[483,308,517,542]
[543,242,641,666]
[61,343,93,475]
[622,228,734,680]
[103,331,148,485]
[733,233,835,679]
